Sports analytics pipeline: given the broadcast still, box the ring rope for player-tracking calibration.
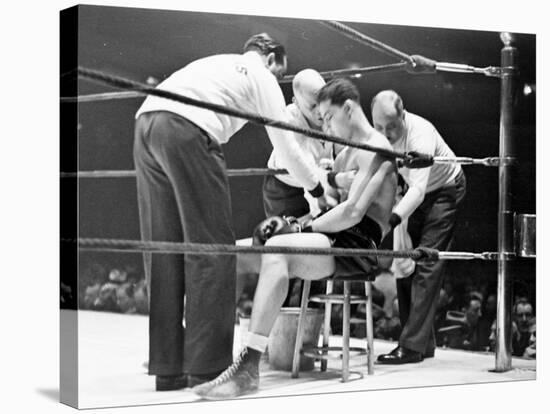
[61,63,409,103]
[281,62,407,83]
[321,20,502,78]
[61,168,288,179]
[61,155,507,179]
[68,237,500,261]
[61,90,143,103]
[320,20,416,65]
[76,66,428,166]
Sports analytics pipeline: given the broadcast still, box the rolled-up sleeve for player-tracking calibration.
[393,127,437,219]
[251,72,320,191]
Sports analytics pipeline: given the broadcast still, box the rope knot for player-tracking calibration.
[413,247,439,262]
[402,151,434,169]
[406,54,437,74]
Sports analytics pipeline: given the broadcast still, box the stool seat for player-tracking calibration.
[309,294,368,304]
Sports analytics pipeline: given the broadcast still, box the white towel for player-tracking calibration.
[391,218,416,279]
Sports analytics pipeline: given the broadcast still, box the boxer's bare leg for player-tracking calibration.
[249,233,334,336]
[194,233,335,400]
[235,238,261,302]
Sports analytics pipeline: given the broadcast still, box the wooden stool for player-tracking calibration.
[291,273,379,381]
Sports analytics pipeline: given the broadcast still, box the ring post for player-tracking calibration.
[495,32,517,372]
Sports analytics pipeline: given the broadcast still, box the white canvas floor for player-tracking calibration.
[68,310,536,409]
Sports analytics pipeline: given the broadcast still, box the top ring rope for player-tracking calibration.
[321,20,502,78]
[320,20,416,65]
[76,66,429,167]
[61,62,408,103]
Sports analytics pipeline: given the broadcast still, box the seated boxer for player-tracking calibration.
[194,78,397,400]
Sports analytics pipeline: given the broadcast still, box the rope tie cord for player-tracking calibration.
[68,237,500,261]
[76,66,432,168]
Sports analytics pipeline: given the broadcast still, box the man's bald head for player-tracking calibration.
[292,69,326,128]
[371,90,404,118]
[371,90,406,144]
[292,69,326,97]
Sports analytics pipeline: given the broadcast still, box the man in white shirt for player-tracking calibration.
[133,33,331,391]
[371,90,467,364]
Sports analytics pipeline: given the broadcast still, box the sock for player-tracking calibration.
[245,347,262,366]
[242,331,269,353]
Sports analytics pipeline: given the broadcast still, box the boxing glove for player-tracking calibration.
[252,216,301,245]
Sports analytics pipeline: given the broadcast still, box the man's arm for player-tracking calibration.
[254,73,325,196]
[391,124,439,222]
[308,154,393,233]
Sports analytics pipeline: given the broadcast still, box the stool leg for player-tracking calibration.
[365,281,374,375]
[292,279,311,378]
[321,280,333,372]
[342,281,351,382]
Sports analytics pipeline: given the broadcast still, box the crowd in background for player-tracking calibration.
[62,261,535,360]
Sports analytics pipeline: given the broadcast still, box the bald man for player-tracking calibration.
[260,69,354,307]
[263,68,353,219]
[371,90,466,364]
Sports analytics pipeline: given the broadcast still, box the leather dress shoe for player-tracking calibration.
[376,345,424,365]
[423,349,435,358]
[155,370,224,391]
[155,374,187,391]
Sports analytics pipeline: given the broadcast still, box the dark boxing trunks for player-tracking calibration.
[328,215,382,279]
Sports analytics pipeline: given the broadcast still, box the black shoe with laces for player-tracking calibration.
[192,347,260,400]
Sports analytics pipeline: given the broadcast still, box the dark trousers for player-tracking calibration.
[134,111,236,376]
[397,171,466,354]
[262,175,324,306]
[262,175,309,218]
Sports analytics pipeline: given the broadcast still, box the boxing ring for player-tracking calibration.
[61,19,535,407]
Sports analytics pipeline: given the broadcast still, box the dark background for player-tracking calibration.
[69,5,536,306]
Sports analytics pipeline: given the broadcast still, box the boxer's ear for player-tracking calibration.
[344,99,353,119]
[266,52,276,67]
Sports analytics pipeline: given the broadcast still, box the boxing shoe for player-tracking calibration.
[187,370,225,388]
[376,345,424,364]
[193,347,260,400]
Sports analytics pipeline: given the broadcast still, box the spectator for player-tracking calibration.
[512,298,536,356]
[523,323,536,359]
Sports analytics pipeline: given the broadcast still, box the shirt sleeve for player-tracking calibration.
[392,123,438,219]
[252,71,320,191]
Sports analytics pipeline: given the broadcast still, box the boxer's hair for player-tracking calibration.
[370,90,404,116]
[317,77,360,106]
[243,33,286,65]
